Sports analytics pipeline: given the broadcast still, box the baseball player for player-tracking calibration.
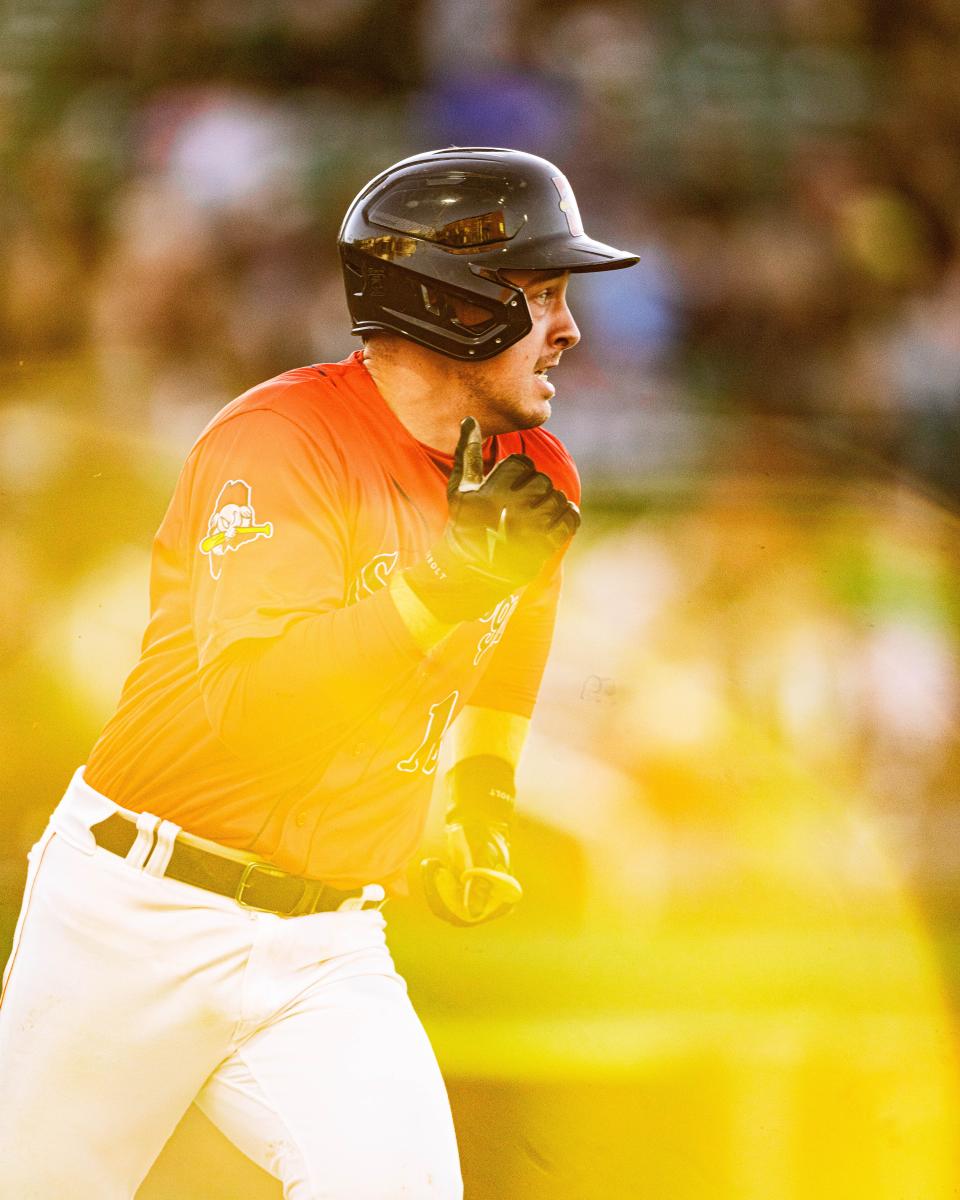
[0,147,637,1198]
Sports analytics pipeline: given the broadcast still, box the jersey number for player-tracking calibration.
[397,691,459,776]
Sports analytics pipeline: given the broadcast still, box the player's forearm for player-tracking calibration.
[422,706,530,925]
[454,705,530,771]
[445,706,531,823]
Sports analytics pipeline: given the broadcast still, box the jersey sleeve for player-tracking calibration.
[465,428,579,719]
[522,426,581,508]
[468,567,561,719]
[186,407,350,667]
[183,407,424,752]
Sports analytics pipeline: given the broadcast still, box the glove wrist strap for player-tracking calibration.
[446,754,516,826]
[403,534,512,624]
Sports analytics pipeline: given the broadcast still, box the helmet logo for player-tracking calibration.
[199,479,273,580]
[552,175,584,237]
[364,265,387,297]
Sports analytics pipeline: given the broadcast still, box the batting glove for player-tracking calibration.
[404,416,580,624]
[421,755,523,927]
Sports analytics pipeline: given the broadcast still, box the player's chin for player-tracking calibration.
[504,400,551,433]
[517,391,553,429]
[530,399,551,427]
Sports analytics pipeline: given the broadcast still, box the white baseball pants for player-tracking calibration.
[0,770,462,1200]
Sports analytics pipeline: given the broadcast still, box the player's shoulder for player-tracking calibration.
[499,425,581,504]
[191,353,370,455]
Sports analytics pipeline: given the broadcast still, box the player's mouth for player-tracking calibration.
[534,360,560,398]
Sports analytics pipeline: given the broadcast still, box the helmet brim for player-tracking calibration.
[477,235,640,275]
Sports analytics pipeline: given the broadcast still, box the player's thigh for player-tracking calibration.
[0,833,240,1198]
[197,969,462,1200]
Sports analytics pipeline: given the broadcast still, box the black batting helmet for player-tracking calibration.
[338,147,639,361]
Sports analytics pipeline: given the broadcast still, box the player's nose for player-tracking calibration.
[550,297,580,351]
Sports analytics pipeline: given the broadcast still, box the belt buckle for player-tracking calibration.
[236,861,292,913]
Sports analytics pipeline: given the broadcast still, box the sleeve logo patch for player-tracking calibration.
[199,479,273,579]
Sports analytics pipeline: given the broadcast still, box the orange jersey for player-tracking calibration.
[84,352,580,891]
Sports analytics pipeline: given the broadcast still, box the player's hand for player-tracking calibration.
[421,819,523,927]
[404,416,580,623]
[445,416,580,584]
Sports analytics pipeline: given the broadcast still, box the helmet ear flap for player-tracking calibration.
[340,243,532,360]
[420,284,497,332]
[420,284,442,317]
[342,254,364,296]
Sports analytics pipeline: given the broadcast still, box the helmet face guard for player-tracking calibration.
[338,147,640,361]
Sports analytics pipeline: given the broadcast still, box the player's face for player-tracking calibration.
[450,270,580,435]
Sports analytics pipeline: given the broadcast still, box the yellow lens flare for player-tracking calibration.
[408,490,960,1200]
[7,396,960,1198]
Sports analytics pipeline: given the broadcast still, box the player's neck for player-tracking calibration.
[361,342,472,455]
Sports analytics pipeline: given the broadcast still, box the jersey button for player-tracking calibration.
[295,811,308,828]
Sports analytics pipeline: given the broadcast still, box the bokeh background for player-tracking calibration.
[3,1,960,1196]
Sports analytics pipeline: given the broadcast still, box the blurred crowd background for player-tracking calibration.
[4,0,960,489]
[3,0,960,1196]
